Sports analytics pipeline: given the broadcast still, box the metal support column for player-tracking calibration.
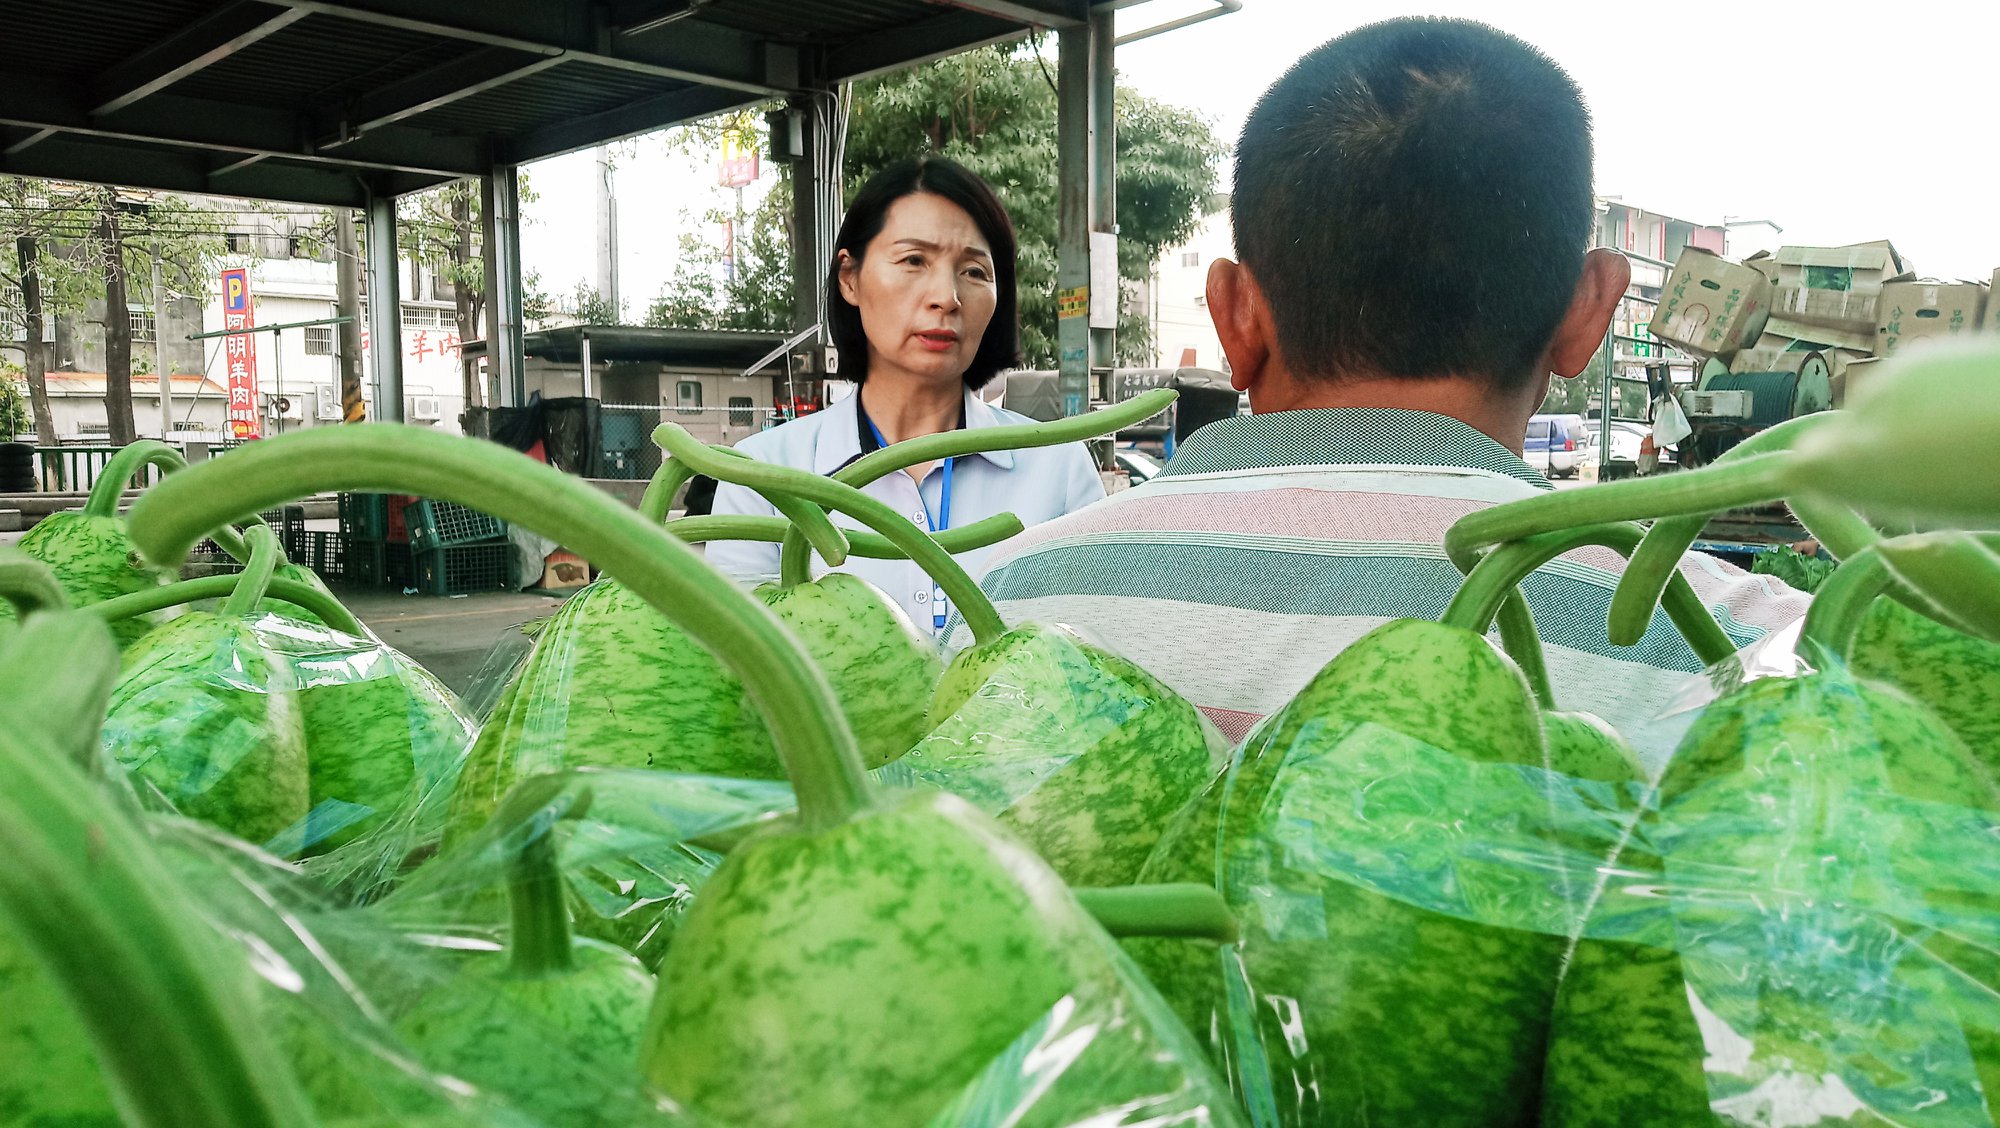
[364,193,404,423]
[1088,3,1117,374]
[482,166,525,407]
[788,96,824,340]
[1055,22,1093,417]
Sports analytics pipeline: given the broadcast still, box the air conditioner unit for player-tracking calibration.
[316,391,345,421]
[267,394,303,420]
[409,395,442,421]
[1681,389,1753,420]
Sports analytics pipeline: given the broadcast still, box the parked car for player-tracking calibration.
[1524,414,1587,478]
[1579,420,1677,478]
[1113,446,1164,487]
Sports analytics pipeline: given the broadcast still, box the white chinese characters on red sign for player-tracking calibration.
[220,268,260,439]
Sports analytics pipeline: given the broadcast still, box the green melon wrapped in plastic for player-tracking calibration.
[123,421,1249,1128]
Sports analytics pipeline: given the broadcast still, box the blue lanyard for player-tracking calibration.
[866,418,954,631]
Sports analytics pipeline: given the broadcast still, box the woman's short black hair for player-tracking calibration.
[825,155,1022,389]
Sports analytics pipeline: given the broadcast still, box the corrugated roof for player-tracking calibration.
[0,0,1078,207]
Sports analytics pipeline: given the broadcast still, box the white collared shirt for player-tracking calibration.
[705,388,1107,630]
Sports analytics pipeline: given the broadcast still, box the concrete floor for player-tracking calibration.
[337,585,572,714]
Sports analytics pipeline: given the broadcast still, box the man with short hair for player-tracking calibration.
[966,17,1805,743]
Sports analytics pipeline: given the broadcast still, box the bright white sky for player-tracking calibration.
[521,0,2000,309]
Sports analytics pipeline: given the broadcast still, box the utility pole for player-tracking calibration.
[150,242,171,442]
[335,208,365,422]
[595,145,620,318]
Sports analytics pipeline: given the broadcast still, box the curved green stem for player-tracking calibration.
[83,440,186,518]
[670,512,1026,558]
[1072,884,1239,944]
[124,425,872,834]
[0,552,73,618]
[776,388,1178,584]
[1876,533,2000,645]
[638,456,697,525]
[1607,413,1873,646]
[1445,523,1739,667]
[220,525,280,619]
[654,424,1010,644]
[1491,597,1557,708]
[642,447,848,568]
[88,575,365,637]
[507,824,574,977]
[1798,547,1893,660]
[0,652,318,1127]
[1446,452,1793,566]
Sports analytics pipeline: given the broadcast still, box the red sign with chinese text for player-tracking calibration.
[220,268,260,439]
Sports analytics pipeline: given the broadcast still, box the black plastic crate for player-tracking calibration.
[303,530,347,582]
[343,539,415,588]
[339,493,388,541]
[402,499,506,553]
[187,537,242,574]
[414,542,514,596]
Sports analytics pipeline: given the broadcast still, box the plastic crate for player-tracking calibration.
[414,542,514,596]
[340,493,418,544]
[402,499,506,553]
[343,539,415,588]
[187,537,242,574]
[338,493,388,541]
[302,530,347,583]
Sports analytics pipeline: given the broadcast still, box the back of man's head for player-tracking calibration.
[1234,18,1595,394]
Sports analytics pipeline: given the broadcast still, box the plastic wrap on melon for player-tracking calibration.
[4,781,693,1128]
[250,612,478,858]
[1134,630,2000,1128]
[885,622,1230,886]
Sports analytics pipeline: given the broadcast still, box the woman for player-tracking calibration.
[705,156,1106,634]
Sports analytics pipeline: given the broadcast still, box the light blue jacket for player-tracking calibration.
[706,387,1106,632]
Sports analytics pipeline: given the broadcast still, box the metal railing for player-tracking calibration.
[598,403,782,481]
[30,440,242,494]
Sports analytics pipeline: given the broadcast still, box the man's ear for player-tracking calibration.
[1546,248,1632,379]
[1208,258,1277,393]
[835,249,861,306]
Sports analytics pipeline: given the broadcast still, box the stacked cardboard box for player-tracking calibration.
[1770,241,1910,338]
[1650,247,1778,360]
[1876,279,1990,357]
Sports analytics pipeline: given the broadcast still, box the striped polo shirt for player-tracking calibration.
[965,408,1809,756]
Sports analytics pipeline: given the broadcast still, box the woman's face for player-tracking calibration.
[837,192,997,390]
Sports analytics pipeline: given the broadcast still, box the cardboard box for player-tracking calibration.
[1650,247,1777,359]
[1762,314,1877,357]
[1771,240,1909,334]
[1876,280,1989,358]
[539,549,590,591]
[1831,357,1882,408]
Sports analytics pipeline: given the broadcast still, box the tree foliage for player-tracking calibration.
[647,45,1226,367]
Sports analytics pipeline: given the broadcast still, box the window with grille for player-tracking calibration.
[728,396,754,428]
[1181,252,1200,268]
[226,233,247,253]
[129,308,156,346]
[676,381,703,415]
[400,305,448,329]
[287,233,305,258]
[304,326,333,355]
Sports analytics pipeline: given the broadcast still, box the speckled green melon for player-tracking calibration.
[393,939,654,1128]
[446,579,759,842]
[1131,619,1563,1128]
[14,513,174,646]
[101,612,311,844]
[749,572,943,769]
[1852,597,2000,773]
[909,622,1222,887]
[1544,673,2000,1127]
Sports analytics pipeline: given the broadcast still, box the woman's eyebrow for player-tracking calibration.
[890,237,991,259]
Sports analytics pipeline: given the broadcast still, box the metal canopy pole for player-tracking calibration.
[1055,21,1093,418]
[1088,3,1117,375]
[482,165,525,407]
[364,193,404,422]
